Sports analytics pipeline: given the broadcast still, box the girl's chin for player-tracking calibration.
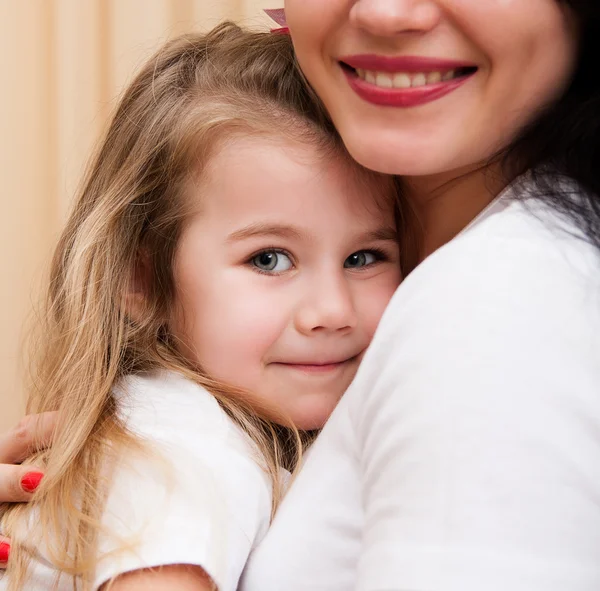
[290,404,338,431]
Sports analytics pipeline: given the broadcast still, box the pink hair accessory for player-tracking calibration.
[264,8,289,35]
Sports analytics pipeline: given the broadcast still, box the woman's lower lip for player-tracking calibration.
[343,68,474,108]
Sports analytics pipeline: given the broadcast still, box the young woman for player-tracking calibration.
[238,2,600,590]
[3,1,600,589]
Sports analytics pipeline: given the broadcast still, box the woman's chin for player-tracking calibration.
[338,129,441,177]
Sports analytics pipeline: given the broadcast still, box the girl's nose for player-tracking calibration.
[294,274,358,336]
[349,0,441,37]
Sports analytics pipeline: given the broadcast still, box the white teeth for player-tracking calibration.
[393,73,411,89]
[411,73,427,87]
[356,68,460,89]
[427,71,442,84]
[375,72,393,88]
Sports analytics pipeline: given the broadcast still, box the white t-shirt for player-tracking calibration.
[240,175,600,591]
[0,372,272,591]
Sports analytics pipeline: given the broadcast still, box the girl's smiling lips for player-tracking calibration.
[272,355,360,373]
[339,54,478,108]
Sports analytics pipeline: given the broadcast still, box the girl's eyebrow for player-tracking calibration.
[227,223,398,243]
[227,223,305,242]
[362,227,398,242]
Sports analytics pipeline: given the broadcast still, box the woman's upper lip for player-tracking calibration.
[339,54,477,73]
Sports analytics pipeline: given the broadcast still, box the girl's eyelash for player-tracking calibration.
[364,247,390,260]
[355,247,391,263]
[246,247,294,263]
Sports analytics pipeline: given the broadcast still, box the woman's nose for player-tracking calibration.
[349,0,441,37]
[294,274,358,335]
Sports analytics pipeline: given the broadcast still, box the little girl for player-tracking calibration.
[0,22,401,591]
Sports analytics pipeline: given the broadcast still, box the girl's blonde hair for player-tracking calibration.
[0,21,355,590]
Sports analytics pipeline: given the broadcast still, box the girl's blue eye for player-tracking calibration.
[344,251,378,268]
[251,250,293,273]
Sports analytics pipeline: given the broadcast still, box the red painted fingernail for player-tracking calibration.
[20,471,44,493]
[0,541,10,563]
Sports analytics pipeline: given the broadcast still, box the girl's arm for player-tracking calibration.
[102,564,215,590]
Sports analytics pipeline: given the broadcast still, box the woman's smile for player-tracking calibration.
[339,54,478,108]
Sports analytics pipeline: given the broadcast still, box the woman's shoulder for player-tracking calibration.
[379,174,600,361]
[348,175,600,444]
[471,171,595,250]
[405,175,600,299]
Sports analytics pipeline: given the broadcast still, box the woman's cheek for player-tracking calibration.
[285,0,341,55]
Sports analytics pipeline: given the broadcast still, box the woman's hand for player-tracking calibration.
[0,411,58,567]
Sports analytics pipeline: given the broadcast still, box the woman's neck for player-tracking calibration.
[405,162,510,262]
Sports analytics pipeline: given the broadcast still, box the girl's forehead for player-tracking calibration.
[186,133,396,226]
[198,132,394,203]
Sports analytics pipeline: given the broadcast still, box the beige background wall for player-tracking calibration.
[0,0,282,432]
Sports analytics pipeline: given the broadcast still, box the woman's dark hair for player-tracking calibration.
[504,1,600,248]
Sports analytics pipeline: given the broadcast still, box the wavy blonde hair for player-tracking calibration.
[0,21,367,590]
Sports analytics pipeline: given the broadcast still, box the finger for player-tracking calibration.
[0,411,58,464]
[0,464,44,502]
[0,536,10,569]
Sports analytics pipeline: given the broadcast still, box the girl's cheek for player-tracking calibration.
[360,273,402,339]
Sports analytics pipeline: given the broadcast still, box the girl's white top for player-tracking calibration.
[240,174,600,591]
[1,372,272,591]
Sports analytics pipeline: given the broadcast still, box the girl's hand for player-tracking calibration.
[0,411,58,568]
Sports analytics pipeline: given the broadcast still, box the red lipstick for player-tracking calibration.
[340,54,477,108]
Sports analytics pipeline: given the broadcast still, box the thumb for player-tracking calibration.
[0,536,10,568]
[0,464,44,502]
